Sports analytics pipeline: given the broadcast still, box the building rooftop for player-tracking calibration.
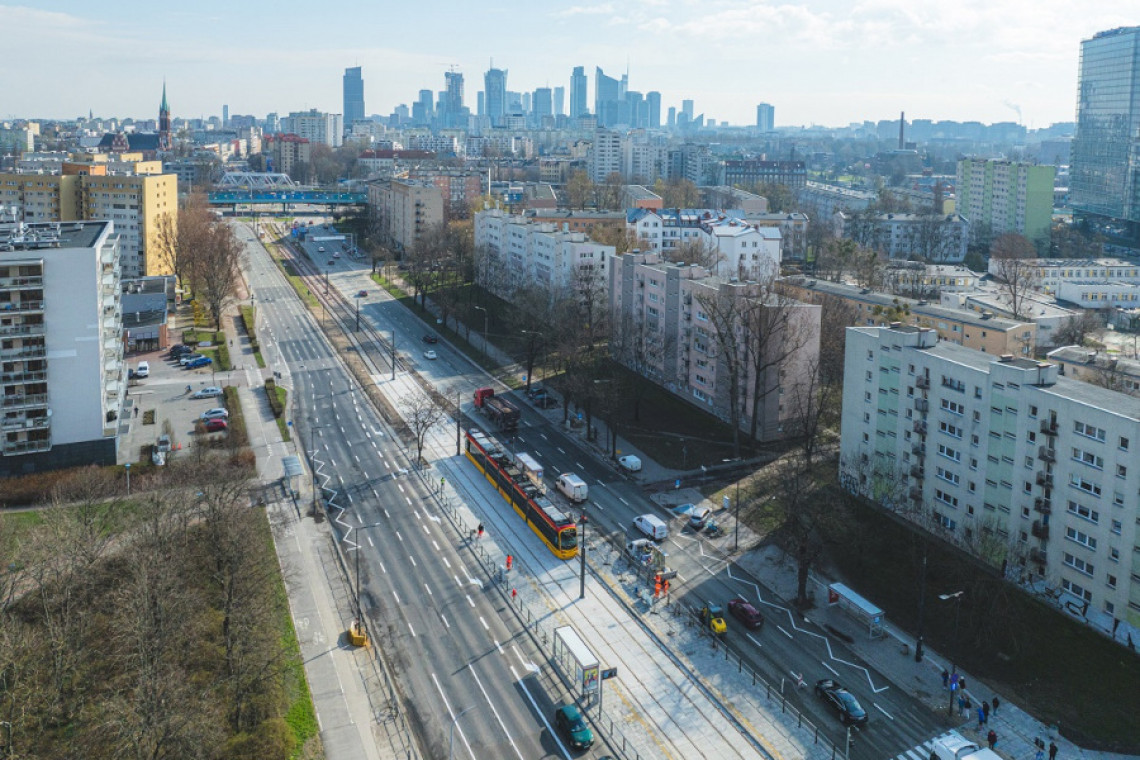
[0,220,109,252]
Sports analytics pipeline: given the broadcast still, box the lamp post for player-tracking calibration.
[734,477,741,552]
[355,291,361,331]
[455,387,462,457]
[939,590,965,715]
[579,513,588,600]
[915,541,929,662]
[124,462,131,496]
[473,305,488,355]
[449,706,475,760]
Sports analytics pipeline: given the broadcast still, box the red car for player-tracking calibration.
[203,418,228,433]
[727,597,764,629]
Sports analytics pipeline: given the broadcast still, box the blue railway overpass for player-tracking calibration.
[207,189,367,212]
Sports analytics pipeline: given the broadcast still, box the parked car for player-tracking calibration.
[357,289,368,297]
[318,246,325,253]
[423,349,438,360]
[422,333,438,344]
[688,506,713,530]
[815,679,868,727]
[190,386,223,399]
[156,434,172,453]
[179,353,205,366]
[203,418,228,433]
[618,455,642,472]
[151,447,166,466]
[727,597,764,630]
[200,408,229,420]
[554,704,593,750]
[184,356,212,369]
[535,393,559,409]
[526,384,546,399]
[169,344,192,357]
[135,361,149,378]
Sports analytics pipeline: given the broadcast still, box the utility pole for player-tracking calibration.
[390,329,396,380]
[455,388,462,456]
[915,540,928,662]
[579,514,588,599]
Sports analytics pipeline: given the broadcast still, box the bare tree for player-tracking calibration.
[694,284,751,457]
[156,194,214,295]
[1053,310,1102,347]
[671,237,724,271]
[401,394,446,467]
[786,356,840,468]
[564,170,593,210]
[762,454,836,608]
[653,177,700,208]
[817,295,857,387]
[193,222,244,330]
[990,233,1040,320]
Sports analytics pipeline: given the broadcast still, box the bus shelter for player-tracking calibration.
[827,582,886,639]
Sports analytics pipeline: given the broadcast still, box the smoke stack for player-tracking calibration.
[899,111,905,149]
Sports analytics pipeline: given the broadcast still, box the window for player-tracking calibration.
[968,481,976,493]
[1072,448,1104,469]
[937,467,960,485]
[1062,578,1093,602]
[1063,553,1095,577]
[1074,421,1106,442]
[1110,547,1120,562]
[1065,526,1097,550]
[970,457,978,470]
[1067,501,1099,523]
[933,511,957,529]
[1064,458,1101,491]
[1114,491,1125,507]
[1107,575,1117,590]
[1112,520,1122,535]
[941,399,964,415]
[940,421,963,438]
[937,444,961,462]
[1117,465,1127,479]
[1029,405,1038,418]
[1120,436,1129,451]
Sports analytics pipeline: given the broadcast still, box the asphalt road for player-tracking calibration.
[235,223,592,760]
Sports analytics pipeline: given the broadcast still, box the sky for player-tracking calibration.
[1,2,1136,129]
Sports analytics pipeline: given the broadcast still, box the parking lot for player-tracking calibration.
[119,345,235,465]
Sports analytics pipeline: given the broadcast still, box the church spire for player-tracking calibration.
[160,80,169,114]
[158,80,172,152]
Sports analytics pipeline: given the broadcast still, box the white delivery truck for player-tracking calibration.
[633,514,668,540]
[556,472,589,503]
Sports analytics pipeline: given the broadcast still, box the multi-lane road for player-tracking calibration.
[240,219,957,760]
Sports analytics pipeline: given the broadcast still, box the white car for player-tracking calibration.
[201,408,229,420]
[136,361,149,378]
[190,386,224,399]
[318,246,325,253]
[423,349,438,360]
[618,455,642,472]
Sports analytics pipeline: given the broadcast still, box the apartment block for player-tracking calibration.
[367,178,444,254]
[264,134,312,178]
[589,129,623,183]
[840,324,1140,626]
[956,158,1055,244]
[0,166,176,279]
[719,160,807,190]
[473,208,613,300]
[783,277,1036,356]
[993,258,1140,295]
[0,220,124,475]
[840,212,969,263]
[610,251,820,442]
[282,109,343,147]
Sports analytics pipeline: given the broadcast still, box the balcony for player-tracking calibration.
[916,375,930,389]
[3,437,51,455]
[0,370,47,385]
[0,323,44,338]
[1034,497,1052,515]
[0,393,47,409]
[1031,520,1050,540]
[910,465,925,478]
[1035,471,1054,488]
[913,420,927,434]
[914,398,929,412]
[0,300,45,314]
[0,344,46,361]
[1030,548,1047,565]
[1037,446,1056,463]
[909,487,924,501]
[1,415,50,432]
[0,275,43,290]
[1040,419,1058,436]
[912,443,925,456]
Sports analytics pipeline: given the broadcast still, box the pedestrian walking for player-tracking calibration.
[977,707,985,729]
[1049,741,1058,760]
[477,522,484,538]
[1035,750,1045,760]
[987,730,998,750]
[958,694,967,717]
[982,700,990,723]
[942,668,950,688]
[959,677,967,692]
[992,696,1000,715]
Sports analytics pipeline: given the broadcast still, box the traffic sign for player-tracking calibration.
[601,668,618,680]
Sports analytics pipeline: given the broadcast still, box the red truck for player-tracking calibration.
[473,387,521,431]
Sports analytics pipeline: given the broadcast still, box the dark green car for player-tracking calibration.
[555,704,594,750]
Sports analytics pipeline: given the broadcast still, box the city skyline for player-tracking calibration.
[1,2,1135,128]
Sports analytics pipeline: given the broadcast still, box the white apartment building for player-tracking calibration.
[610,251,820,442]
[841,212,970,263]
[701,217,781,280]
[589,129,623,183]
[474,209,614,301]
[283,109,343,148]
[989,258,1140,295]
[622,138,668,184]
[0,220,124,475]
[1056,280,1140,310]
[840,324,1140,626]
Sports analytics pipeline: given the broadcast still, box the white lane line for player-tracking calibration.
[406,497,412,506]
[354,454,360,463]
[873,703,895,720]
[396,531,404,542]
[380,562,386,574]
[746,633,763,648]
[576,461,585,469]
[398,484,405,493]
[423,524,430,535]
[777,625,794,639]
[510,665,570,759]
[479,616,489,631]
[424,583,433,596]
[408,622,416,637]
[466,663,525,760]
[557,447,566,454]
[466,594,475,607]
[441,614,450,629]
[367,535,374,547]
[432,540,440,551]
[822,661,841,677]
[540,433,548,440]
[384,509,391,518]
[442,557,451,569]
[454,574,463,587]
[512,645,539,673]
[431,674,476,760]
[592,502,604,511]
[494,639,504,654]
[408,555,417,567]
[393,591,401,605]
[619,497,629,506]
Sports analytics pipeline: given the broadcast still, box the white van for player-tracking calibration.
[556,473,588,503]
[633,514,668,541]
[136,361,149,378]
[618,455,642,473]
[931,731,1003,760]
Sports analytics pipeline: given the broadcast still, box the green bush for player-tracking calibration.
[264,379,285,418]
[241,305,257,335]
[222,386,249,448]
[217,340,231,371]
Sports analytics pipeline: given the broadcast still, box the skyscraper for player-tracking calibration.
[533,87,553,127]
[443,70,465,128]
[570,66,587,118]
[553,86,565,117]
[1071,26,1140,232]
[595,67,620,127]
[484,66,508,127]
[756,103,774,132]
[647,91,661,128]
[343,66,365,127]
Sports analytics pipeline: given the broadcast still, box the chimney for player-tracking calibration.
[899,111,905,149]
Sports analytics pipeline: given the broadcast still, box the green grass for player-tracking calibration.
[273,386,290,442]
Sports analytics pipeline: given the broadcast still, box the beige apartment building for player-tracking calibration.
[367,178,444,254]
[611,251,820,442]
[784,277,1036,357]
[0,156,176,278]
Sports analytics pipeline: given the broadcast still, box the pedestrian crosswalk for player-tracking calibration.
[892,730,960,760]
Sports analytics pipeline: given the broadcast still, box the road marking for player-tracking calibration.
[396,531,404,542]
[619,497,629,506]
[408,555,417,567]
[540,433,548,440]
[354,454,360,463]
[441,614,450,629]
[380,562,386,574]
[432,540,440,551]
[777,625,794,639]
[557,447,566,454]
[466,663,525,760]
[454,574,462,587]
[423,524,430,535]
[393,591,401,604]
[398,484,405,493]
[873,703,895,720]
[746,633,763,647]
[406,497,412,506]
[512,645,539,673]
[510,665,569,758]
[367,535,374,547]
[384,509,391,518]
[822,661,840,677]
[494,639,503,654]
[424,583,433,596]
[576,461,585,469]
[407,622,416,637]
[442,557,451,569]
[466,594,474,607]
[480,616,489,631]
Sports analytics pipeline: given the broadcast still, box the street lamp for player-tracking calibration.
[579,513,588,600]
[939,590,965,715]
[449,705,475,760]
[124,462,131,496]
[473,305,488,354]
